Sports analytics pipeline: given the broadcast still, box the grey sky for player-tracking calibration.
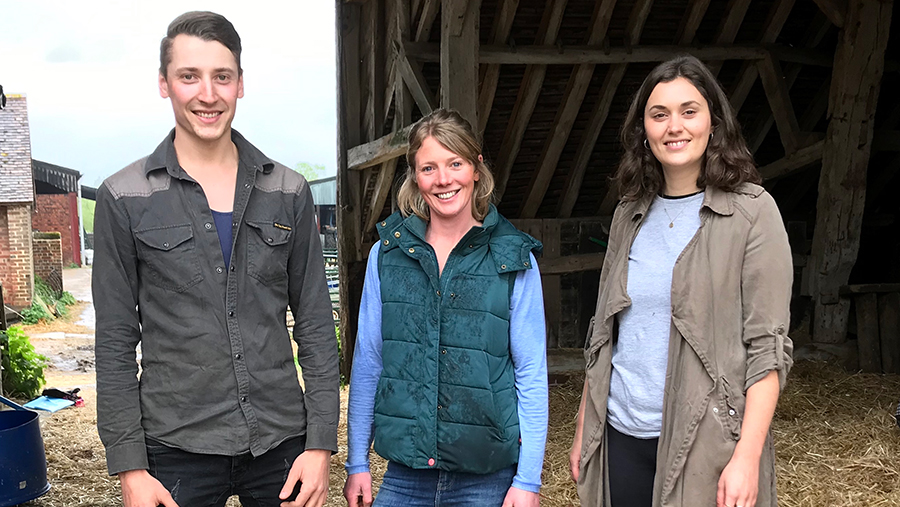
[1,1,337,187]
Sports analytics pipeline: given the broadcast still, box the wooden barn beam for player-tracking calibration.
[810,0,892,344]
[492,0,569,200]
[477,0,520,132]
[441,0,481,127]
[415,0,440,42]
[540,252,607,275]
[337,0,367,379]
[362,0,386,141]
[558,65,627,218]
[729,0,796,113]
[348,124,415,170]
[813,0,847,27]
[404,42,832,67]
[394,38,436,114]
[675,0,712,44]
[758,52,802,154]
[521,0,625,218]
[707,0,753,75]
[758,140,824,180]
[557,0,653,218]
[747,13,832,153]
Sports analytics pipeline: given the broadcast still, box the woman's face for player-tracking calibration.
[643,77,713,175]
[414,135,480,222]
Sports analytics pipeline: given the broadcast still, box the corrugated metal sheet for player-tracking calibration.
[309,176,336,206]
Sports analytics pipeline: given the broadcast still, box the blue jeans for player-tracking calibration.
[373,461,516,507]
[145,435,305,507]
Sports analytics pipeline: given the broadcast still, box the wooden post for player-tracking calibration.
[440,0,481,128]
[855,294,881,373]
[337,0,368,379]
[542,221,561,349]
[879,293,900,374]
[809,0,892,344]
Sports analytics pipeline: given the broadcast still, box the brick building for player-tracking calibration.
[0,94,36,309]
[33,159,82,267]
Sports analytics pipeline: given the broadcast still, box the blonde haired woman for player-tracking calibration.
[343,109,549,507]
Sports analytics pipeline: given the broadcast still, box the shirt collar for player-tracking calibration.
[627,184,733,220]
[143,128,275,178]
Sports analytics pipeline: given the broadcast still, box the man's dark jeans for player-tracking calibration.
[146,436,305,507]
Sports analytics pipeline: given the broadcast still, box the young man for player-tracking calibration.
[93,11,339,507]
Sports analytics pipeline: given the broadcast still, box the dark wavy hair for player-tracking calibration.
[160,11,242,78]
[613,55,760,201]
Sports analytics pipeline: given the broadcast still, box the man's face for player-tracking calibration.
[159,34,243,144]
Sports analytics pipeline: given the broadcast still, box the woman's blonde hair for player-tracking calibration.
[397,109,495,221]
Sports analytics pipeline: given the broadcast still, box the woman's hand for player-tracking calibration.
[501,487,540,507]
[343,471,373,507]
[569,380,589,483]
[716,450,759,507]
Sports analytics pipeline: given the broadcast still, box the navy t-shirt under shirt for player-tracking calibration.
[211,210,234,266]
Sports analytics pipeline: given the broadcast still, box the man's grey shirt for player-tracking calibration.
[93,130,339,475]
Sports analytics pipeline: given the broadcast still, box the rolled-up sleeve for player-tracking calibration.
[741,192,794,392]
[93,183,147,475]
[288,181,340,452]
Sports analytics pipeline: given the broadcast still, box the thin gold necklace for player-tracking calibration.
[662,204,686,228]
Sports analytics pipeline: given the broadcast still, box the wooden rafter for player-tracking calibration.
[729,0,796,113]
[747,13,832,153]
[348,125,415,170]
[477,0,520,132]
[404,42,833,67]
[757,52,801,154]
[492,0,568,200]
[758,140,824,180]
[812,0,847,27]
[707,0,753,76]
[675,0,711,44]
[362,0,386,141]
[520,0,623,218]
[440,0,481,126]
[394,38,436,114]
[415,0,440,42]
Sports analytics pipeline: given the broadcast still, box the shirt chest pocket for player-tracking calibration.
[245,220,292,284]
[134,224,203,292]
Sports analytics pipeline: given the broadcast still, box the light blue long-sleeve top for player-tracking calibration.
[346,243,549,493]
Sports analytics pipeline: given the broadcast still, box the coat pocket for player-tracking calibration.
[245,220,293,284]
[134,224,203,292]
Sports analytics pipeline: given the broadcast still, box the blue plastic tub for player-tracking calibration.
[0,396,51,507]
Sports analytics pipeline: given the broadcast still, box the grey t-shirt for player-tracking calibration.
[607,191,704,438]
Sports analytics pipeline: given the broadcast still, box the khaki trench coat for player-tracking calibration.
[577,183,794,507]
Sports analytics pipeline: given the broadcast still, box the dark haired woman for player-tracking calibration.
[569,55,793,507]
[343,109,548,507]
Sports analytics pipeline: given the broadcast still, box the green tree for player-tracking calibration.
[294,162,326,181]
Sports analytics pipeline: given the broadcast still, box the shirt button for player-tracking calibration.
[383,240,390,246]
[228,311,235,317]
[244,183,251,189]
[240,396,247,403]
[394,231,401,238]
[501,264,507,269]
[408,247,415,253]
[267,237,274,243]
[163,242,169,248]
[235,353,242,360]
[713,407,719,414]
[428,458,435,466]
[436,290,441,296]
[468,244,474,248]
[441,349,446,354]
[230,265,235,272]
[437,404,442,410]
[216,267,224,274]
[205,222,212,230]
[381,221,387,227]
[728,409,736,416]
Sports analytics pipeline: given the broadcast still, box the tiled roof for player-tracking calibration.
[0,94,35,204]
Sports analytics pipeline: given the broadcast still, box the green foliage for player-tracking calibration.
[21,296,54,324]
[0,326,48,399]
[294,162,326,181]
[24,277,78,324]
[81,197,95,234]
